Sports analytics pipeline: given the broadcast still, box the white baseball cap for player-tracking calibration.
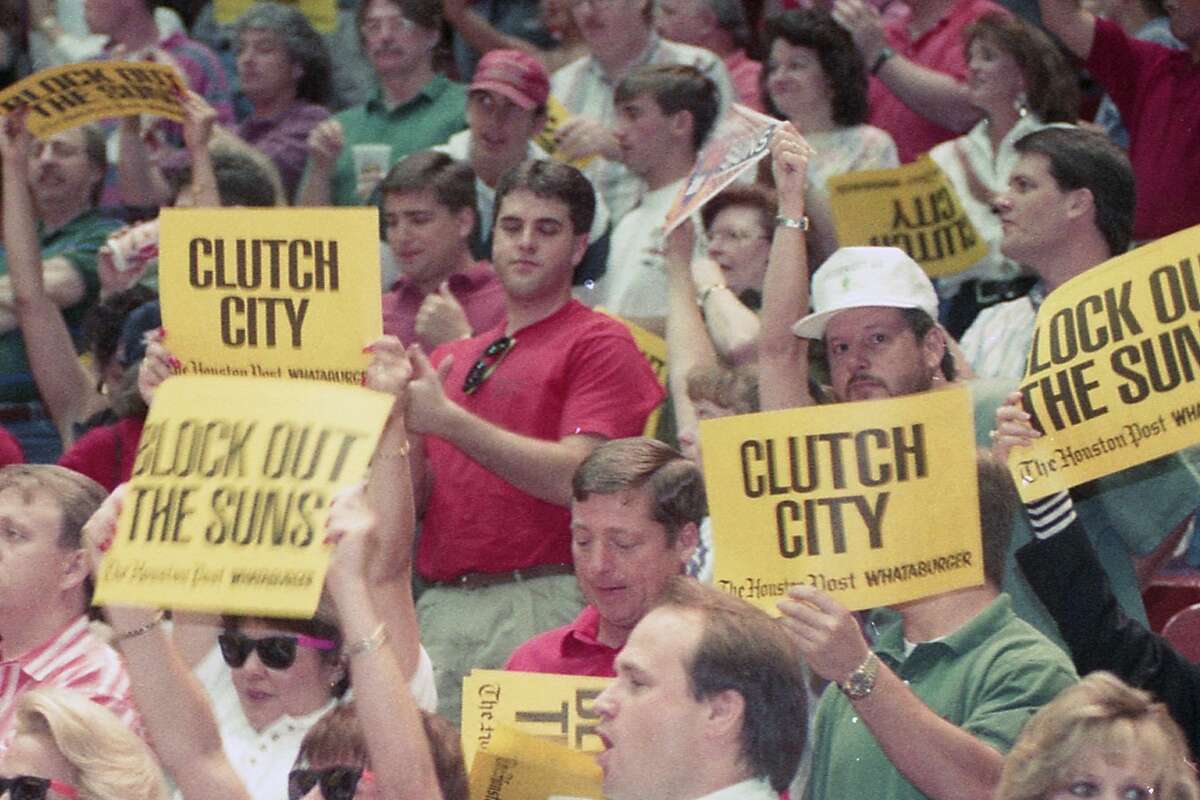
[791,247,938,339]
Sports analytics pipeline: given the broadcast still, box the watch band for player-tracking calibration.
[839,651,880,700]
[775,214,810,231]
[871,46,896,75]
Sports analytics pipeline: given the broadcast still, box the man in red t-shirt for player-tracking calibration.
[399,160,664,724]
[506,437,705,677]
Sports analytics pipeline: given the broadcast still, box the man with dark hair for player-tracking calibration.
[551,0,734,222]
[1040,0,1200,240]
[655,0,765,110]
[400,159,663,724]
[0,122,121,462]
[0,464,138,752]
[507,437,705,676]
[378,150,506,352]
[590,64,720,335]
[298,0,466,207]
[783,456,1076,800]
[961,126,1134,380]
[594,575,808,800]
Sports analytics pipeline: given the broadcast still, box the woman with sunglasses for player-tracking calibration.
[0,688,166,800]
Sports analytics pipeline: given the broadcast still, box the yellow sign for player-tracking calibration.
[827,155,988,277]
[535,96,596,169]
[214,0,336,32]
[700,387,983,613]
[0,62,185,138]
[1006,225,1200,500]
[159,207,382,385]
[467,727,604,800]
[461,670,612,771]
[606,314,667,436]
[93,376,392,617]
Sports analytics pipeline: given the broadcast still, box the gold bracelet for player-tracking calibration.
[111,610,165,644]
[775,214,810,231]
[343,622,388,659]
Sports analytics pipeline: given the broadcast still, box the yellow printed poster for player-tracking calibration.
[215,0,336,31]
[1006,225,1200,501]
[700,387,983,613]
[827,155,988,277]
[606,314,667,436]
[159,207,381,384]
[0,62,185,138]
[93,375,392,617]
[535,96,596,169]
[461,670,612,770]
[467,727,604,800]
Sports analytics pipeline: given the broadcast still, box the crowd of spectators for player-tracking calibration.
[1,0,1199,798]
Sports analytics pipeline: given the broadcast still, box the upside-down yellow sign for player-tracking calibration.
[700,386,983,613]
[467,727,604,800]
[461,670,612,772]
[93,375,392,617]
[827,155,988,277]
[0,62,185,138]
[1006,225,1200,501]
[159,207,381,385]
[215,0,336,31]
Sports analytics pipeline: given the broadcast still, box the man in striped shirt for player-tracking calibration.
[0,465,138,752]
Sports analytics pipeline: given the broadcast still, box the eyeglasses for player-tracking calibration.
[218,632,337,670]
[462,335,516,395]
[568,0,622,8]
[708,228,767,245]
[0,777,79,800]
[360,14,414,37]
[287,767,371,800]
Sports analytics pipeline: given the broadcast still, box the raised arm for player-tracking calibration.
[403,344,602,507]
[116,116,174,208]
[442,0,542,59]
[324,484,444,800]
[758,124,817,410]
[781,586,1006,799]
[0,112,100,442]
[831,0,981,133]
[83,486,252,800]
[1037,0,1096,59]
[665,220,718,445]
[296,119,344,207]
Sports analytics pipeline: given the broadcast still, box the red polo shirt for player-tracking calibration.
[505,605,619,677]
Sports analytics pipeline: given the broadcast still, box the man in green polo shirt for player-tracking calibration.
[779,457,1077,800]
[297,0,466,208]
[0,120,120,462]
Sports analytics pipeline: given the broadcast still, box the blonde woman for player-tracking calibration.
[998,672,1200,800]
[1,688,166,800]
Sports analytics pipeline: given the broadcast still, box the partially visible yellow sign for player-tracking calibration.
[0,62,185,138]
[461,670,612,771]
[535,96,596,169]
[159,207,382,385]
[215,0,336,32]
[700,387,983,613]
[607,315,667,436]
[467,727,604,800]
[93,376,392,617]
[827,156,988,277]
[1006,225,1200,500]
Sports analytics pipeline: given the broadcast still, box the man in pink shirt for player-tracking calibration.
[506,437,705,677]
[0,465,139,752]
[379,150,506,351]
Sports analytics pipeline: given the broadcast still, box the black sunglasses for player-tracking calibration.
[0,776,78,800]
[462,335,516,395]
[218,632,336,670]
[287,767,369,800]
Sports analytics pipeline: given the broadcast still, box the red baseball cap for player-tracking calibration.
[470,49,550,110]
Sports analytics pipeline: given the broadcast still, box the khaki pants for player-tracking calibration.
[416,573,584,726]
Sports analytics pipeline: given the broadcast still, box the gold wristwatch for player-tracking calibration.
[839,651,880,700]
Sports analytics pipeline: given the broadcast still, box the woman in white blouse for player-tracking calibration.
[928,12,1078,337]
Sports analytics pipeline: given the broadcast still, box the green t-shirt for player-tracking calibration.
[0,209,121,403]
[320,74,467,207]
[804,594,1077,800]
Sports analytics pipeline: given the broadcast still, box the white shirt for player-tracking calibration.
[434,129,610,244]
[693,777,779,800]
[959,287,1044,380]
[550,34,735,223]
[193,643,438,800]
